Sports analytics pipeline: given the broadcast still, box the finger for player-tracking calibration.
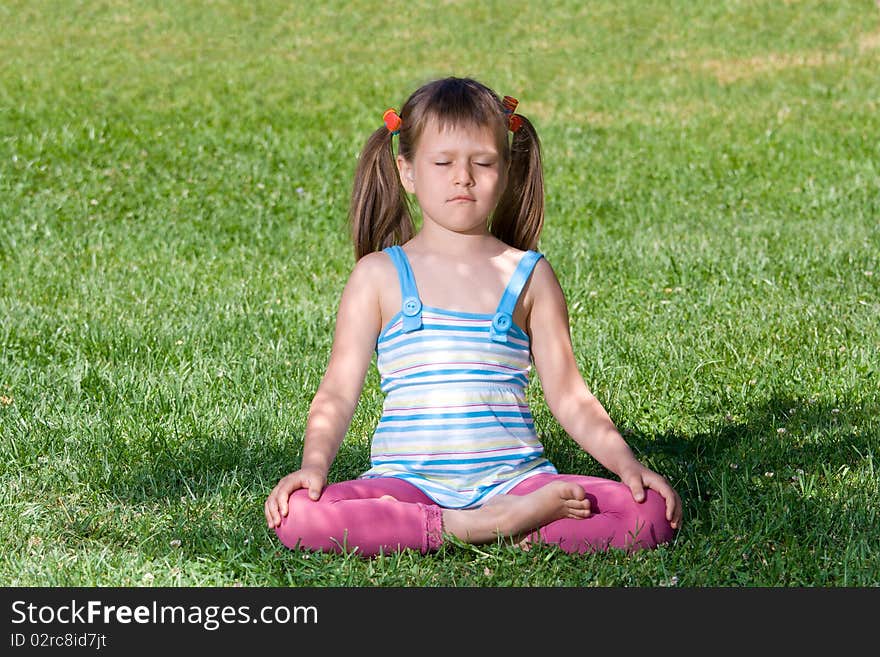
[666,491,676,522]
[278,478,300,516]
[265,498,279,528]
[645,477,675,520]
[273,494,284,527]
[673,493,684,528]
[662,488,680,527]
[628,479,646,503]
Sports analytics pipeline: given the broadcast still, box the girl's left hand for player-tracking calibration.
[618,464,683,530]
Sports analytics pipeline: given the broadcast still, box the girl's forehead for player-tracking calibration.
[417,118,501,152]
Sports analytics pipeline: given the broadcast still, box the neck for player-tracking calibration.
[410,219,499,258]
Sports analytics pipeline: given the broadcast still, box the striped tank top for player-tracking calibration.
[359,245,558,508]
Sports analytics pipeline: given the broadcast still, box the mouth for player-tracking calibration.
[448,196,476,202]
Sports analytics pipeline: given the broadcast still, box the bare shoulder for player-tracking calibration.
[522,258,565,319]
[335,252,390,320]
[347,249,402,329]
[347,250,396,291]
[525,255,565,303]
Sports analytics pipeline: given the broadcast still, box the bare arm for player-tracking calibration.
[299,256,383,471]
[527,259,682,528]
[265,253,383,527]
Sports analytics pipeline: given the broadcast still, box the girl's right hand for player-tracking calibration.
[264,467,327,529]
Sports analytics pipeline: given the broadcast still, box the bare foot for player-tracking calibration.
[442,481,590,545]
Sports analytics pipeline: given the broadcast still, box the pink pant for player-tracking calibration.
[275,473,676,557]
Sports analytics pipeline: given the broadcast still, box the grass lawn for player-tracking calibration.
[1,0,878,586]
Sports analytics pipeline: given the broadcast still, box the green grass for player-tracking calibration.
[1,0,878,586]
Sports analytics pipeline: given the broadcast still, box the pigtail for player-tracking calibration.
[349,126,415,260]
[491,114,544,251]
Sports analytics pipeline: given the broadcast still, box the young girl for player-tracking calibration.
[265,77,682,557]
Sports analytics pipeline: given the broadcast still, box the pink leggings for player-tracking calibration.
[275,473,676,557]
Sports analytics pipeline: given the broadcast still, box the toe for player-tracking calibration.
[566,483,587,501]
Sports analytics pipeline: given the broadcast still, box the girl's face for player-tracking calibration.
[397,119,507,238]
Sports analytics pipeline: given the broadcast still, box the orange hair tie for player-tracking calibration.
[383,108,402,135]
[502,95,522,132]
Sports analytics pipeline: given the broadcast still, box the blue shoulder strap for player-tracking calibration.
[384,245,423,332]
[490,250,543,343]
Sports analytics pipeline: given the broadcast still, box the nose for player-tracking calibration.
[452,162,474,187]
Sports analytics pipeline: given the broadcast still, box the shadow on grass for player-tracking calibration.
[106,394,877,508]
[541,393,878,546]
[621,396,877,488]
[96,394,876,572]
[86,420,371,559]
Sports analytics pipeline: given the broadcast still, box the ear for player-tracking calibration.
[396,155,416,194]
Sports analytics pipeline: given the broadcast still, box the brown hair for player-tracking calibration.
[349,77,545,260]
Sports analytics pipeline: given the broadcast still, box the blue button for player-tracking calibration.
[492,312,512,332]
[402,296,422,317]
